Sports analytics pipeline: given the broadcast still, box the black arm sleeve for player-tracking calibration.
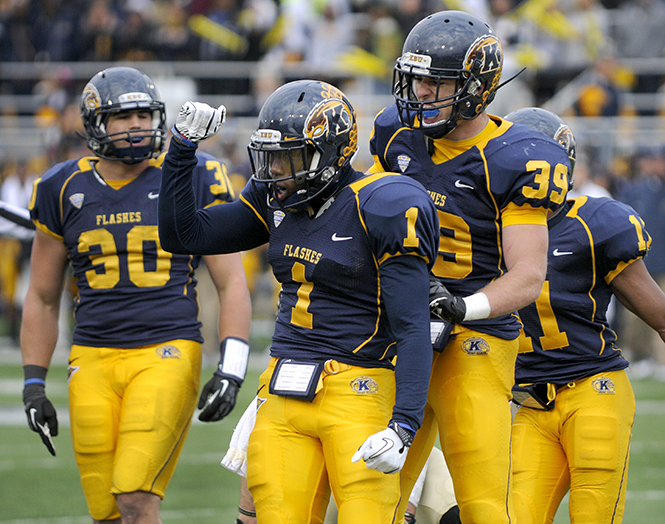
[380,254,432,432]
[159,139,269,254]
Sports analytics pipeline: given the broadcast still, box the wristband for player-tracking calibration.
[389,421,415,447]
[462,292,491,321]
[170,125,197,148]
[217,337,250,384]
[23,364,48,385]
[238,506,257,517]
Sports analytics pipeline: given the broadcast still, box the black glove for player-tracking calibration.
[197,374,241,422]
[22,365,58,456]
[429,277,466,324]
[198,337,249,422]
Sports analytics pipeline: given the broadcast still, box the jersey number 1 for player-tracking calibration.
[289,206,423,329]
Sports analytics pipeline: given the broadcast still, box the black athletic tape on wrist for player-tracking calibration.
[238,506,256,517]
[23,364,48,386]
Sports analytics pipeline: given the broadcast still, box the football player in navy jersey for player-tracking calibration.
[507,108,665,523]
[368,11,571,524]
[158,79,440,523]
[20,67,252,524]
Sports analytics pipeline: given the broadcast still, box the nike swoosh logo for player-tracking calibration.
[553,249,573,256]
[30,408,56,455]
[148,192,159,199]
[332,233,353,241]
[30,407,51,437]
[204,389,221,409]
[368,437,395,459]
[455,180,475,190]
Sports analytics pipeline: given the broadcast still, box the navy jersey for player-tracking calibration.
[159,139,440,428]
[516,196,651,384]
[30,152,235,348]
[239,172,439,367]
[370,106,570,339]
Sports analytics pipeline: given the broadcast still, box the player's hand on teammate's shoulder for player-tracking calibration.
[172,101,226,146]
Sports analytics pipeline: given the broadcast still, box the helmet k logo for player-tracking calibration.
[465,35,503,74]
[305,100,352,140]
[82,84,101,111]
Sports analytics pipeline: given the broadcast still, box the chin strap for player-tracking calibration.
[497,67,527,92]
[423,118,458,139]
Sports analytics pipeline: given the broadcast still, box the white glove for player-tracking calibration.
[172,101,226,144]
[351,423,413,474]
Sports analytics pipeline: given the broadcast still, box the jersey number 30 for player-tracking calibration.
[79,225,173,289]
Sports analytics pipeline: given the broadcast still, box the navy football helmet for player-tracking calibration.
[80,67,166,163]
[248,79,358,212]
[393,10,503,138]
[505,107,577,190]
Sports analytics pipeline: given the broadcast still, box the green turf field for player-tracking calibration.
[0,355,258,523]
[1,355,663,523]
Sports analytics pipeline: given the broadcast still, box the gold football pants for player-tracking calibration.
[397,329,518,524]
[247,357,402,524]
[512,369,635,524]
[68,340,201,520]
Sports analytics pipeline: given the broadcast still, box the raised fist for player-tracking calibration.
[172,101,226,145]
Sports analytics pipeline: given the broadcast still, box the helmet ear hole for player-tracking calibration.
[468,78,482,96]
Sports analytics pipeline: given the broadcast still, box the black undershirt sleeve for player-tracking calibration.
[380,254,433,432]
[159,138,268,255]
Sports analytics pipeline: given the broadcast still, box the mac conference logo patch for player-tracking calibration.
[350,376,379,394]
[462,336,490,355]
[69,193,84,209]
[592,376,615,394]
[273,210,285,228]
[397,154,411,172]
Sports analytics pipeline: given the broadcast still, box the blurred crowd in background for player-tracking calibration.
[1,0,665,375]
